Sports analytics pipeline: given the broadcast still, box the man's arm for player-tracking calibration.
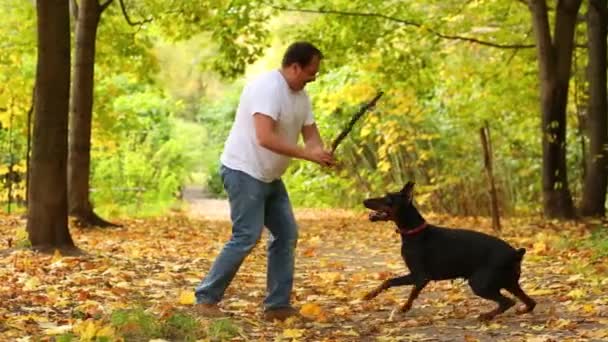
[254,113,334,166]
[301,123,324,150]
[254,113,308,160]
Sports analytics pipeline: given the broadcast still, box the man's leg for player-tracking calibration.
[195,166,267,305]
[263,179,298,312]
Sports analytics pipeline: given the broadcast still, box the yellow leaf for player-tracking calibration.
[73,320,99,341]
[567,289,586,299]
[360,125,372,138]
[318,272,342,283]
[15,227,28,241]
[23,276,40,291]
[51,249,62,264]
[178,291,195,305]
[532,241,547,254]
[528,288,554,296]
[300,303,322,317]
[39,322,72,335]
[96,325,116,340]
[583,304,596,313]
[342,329,360,336]
[283,328,304,338]
[299,303,328,321]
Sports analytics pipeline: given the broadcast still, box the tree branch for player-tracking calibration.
[100,0,113,13]
[266,3,536,49]
[118,0,152,26]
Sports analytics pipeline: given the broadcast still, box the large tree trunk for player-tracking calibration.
[529,0,581,219]
[69,0,118,227]
[27,0,77,253]
[581,0,608,217]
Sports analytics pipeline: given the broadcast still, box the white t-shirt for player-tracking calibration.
[220,70,315,182]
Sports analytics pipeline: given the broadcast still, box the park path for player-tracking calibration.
[179,185,608,341]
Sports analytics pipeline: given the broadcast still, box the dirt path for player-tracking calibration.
[180,186,608,341]
[1,198,606,341]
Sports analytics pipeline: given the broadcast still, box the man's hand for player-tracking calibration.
[304,146,335,167]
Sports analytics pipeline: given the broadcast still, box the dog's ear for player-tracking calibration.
[400,181,415,201]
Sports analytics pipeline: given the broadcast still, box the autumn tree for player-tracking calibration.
[68,0,118,227]
[528,0,582,219]
[580,0,607,217]
[27,0,77,253]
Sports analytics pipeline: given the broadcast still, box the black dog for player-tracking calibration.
[362,182,536,321]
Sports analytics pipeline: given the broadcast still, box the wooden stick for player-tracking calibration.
[330,91,383,153]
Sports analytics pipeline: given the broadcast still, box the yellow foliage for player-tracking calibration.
[178,290,196,305]
[282,328,305,338]
[73,319,117,342]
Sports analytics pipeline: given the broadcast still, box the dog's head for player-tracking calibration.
[363,181,415,224]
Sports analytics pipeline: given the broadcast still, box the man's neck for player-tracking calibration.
[279,69,298,91]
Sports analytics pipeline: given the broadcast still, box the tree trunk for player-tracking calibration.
[529,0,581,219]
[27,0,77,253]
[480,123,501,232]
[580,0,608,216]
[69,0,118,227]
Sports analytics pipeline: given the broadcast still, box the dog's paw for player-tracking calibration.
[515,304,535,315]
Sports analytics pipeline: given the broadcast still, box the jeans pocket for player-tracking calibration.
[220,165,242,196]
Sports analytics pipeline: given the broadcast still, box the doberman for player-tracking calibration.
[362,181,536,321]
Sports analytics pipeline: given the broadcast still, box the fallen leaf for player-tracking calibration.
[178,290,195,305]
[283,328,305,338]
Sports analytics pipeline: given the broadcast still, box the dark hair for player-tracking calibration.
[281,41,323,68]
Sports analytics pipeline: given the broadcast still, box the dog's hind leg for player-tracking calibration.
[363,274,415,300]
[505,283,536,314]
[469,272,515,321]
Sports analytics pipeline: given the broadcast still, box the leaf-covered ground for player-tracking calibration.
[0,208,607,341]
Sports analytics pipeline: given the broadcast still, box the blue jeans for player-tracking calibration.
[195,165,298,310]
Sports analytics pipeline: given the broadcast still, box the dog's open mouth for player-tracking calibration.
[368,210,389,221]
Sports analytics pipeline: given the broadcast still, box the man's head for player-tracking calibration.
[280,41,323,91]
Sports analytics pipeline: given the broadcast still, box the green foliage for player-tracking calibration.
[55,334,77,342]
[567,226,608,261]
[256,0,556,215]
[13,227,31,248]
[207,318,240,341]
[110,308,162,340]
[195,86,240,198]
[0,1,35,209]
[90,76,204,217]
[161,312,202,342]
[0,0,598,217]
[108,307,220,341]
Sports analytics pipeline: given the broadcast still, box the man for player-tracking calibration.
[194,41,335,321]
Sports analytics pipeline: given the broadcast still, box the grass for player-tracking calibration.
[207,318,241,341]
[55,307,241,341]
[558,224,608,262]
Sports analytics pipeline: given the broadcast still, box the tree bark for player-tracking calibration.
[480,123,501,232]
[69,0,118,227]
[580,0,608,216]
[529,0,581,219]
[27,0,77,253]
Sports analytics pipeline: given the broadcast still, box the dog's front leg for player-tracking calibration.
[363,274,415,300]
[400,280,429,313]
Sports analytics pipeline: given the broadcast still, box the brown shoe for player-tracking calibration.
[263,306,301,321]
[192,303,227,318]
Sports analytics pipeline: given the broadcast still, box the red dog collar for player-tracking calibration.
[396,222,428,236]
